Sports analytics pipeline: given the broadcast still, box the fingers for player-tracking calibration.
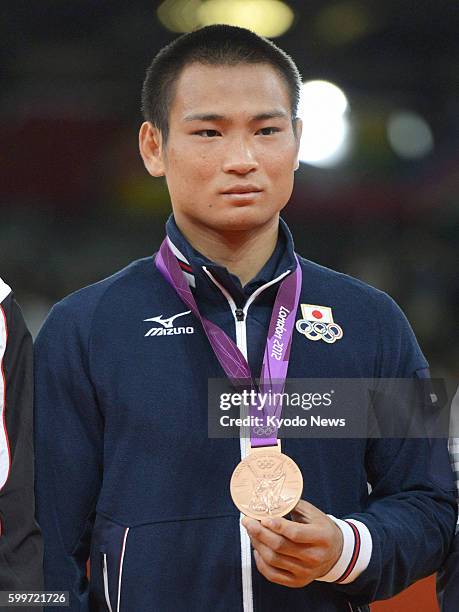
[250,536,310,574]
[242,518,302,557]
[258,516,319,544]
[252,550,306,588]
[242,518,322,568]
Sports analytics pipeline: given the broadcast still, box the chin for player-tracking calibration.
[211,206,277,232]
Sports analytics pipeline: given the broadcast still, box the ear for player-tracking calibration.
[139,121,166,177]
[293,118,303,171]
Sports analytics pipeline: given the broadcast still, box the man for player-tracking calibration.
[0,278,43,601]
[34,25,456,611]
[437,467,459,610]
[437,391,459,611]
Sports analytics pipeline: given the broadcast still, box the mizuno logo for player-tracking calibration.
[144,310,191,328]
[143,310,194,337]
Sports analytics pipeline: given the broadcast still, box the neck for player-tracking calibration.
[174,214,280,286]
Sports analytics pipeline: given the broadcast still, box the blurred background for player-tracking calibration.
[1,2,457,608]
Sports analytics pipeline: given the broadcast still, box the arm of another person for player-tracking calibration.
[34,297,104,612]
[0,281,44,594]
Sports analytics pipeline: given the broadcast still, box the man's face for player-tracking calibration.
[140,62,302,233]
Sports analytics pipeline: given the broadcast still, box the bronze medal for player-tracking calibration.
[230,443,303,519]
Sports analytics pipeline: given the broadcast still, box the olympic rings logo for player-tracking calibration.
[295,319,343,344]
[253,425,276,436]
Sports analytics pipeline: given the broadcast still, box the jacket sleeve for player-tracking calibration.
[0,287,44,597]
[331,292,457,604]
[34,299,104,611]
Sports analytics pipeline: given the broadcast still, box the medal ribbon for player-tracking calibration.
[155,237,302,447]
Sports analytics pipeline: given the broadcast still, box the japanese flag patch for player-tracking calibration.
[296,304,343,344]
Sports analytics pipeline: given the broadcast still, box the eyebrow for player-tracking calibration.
[183,110,289,122]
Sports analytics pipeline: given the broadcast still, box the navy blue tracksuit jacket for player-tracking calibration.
[34,217,457,611]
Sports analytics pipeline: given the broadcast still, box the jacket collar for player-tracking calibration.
[165,214,297,307]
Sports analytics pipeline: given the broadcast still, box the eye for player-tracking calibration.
[257,127,281,135]
[194,129,221,137]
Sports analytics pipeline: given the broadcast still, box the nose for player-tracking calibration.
[221,137,259,175]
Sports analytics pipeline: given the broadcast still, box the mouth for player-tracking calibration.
[221,184,262,195]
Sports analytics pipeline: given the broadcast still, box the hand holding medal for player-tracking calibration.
[241,499,344,588]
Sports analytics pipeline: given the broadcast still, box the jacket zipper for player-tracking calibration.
[102,553,113,612]
[203,268,291,612]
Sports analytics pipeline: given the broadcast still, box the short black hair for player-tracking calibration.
[141,24,302,144]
